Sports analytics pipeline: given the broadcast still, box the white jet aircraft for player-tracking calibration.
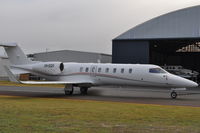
[0,43,198,99]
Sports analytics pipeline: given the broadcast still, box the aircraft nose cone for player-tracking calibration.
[180,77,198,88]
[169,74,198,88]
[189,81,198,87]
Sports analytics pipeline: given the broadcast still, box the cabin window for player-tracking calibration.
[98,68,101,73]
[80,67,83,72]
[105,68,109,73]
[91,67,96,73]
[129,68,132,73]
[149,68,166,73]
[113,68,117,73]
[121,68,124,73]
[85,67,89,72]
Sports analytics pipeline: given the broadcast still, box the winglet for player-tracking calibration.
[3,66,20,83]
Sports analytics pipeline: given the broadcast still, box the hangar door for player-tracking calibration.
[150,39,200,82]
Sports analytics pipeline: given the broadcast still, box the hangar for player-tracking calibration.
[112,5,200,81]
[29,50,111,63]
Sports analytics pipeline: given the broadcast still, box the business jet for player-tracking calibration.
[0,43,198,99]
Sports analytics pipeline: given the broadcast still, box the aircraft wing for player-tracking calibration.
[4,66,93,85]
[10,67,30,75]
[20,80,93,85]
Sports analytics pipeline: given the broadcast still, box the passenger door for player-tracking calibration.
[90,65,97,77]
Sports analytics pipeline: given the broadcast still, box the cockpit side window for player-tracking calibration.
[149,68,166,74]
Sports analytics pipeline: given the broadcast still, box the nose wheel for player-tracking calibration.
[171,91,177,99]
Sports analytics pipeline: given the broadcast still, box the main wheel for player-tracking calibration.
[64,90,73,95]
[171,91,177,99]
[64,85,74,95]
[80,87,88,95]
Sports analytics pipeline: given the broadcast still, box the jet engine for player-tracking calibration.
[32,62,64,75]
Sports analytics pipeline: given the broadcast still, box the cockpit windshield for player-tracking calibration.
[149,68,166,74]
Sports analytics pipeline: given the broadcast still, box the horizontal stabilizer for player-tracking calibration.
[0,43,17,47]
[0,43,32,65]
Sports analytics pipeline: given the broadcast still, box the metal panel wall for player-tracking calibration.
[32,50,111,63]
[112,40,149,64]
[116,6,200,40]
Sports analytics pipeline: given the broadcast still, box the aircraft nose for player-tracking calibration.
[169,74,198,88]
[178,76,198,88]
[188,80,198,87]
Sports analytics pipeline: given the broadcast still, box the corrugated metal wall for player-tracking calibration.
[33,50,112,63]
[112,40,149,64]
[116,6,200,40]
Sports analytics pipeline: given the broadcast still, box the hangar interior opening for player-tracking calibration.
[150,39,200,81]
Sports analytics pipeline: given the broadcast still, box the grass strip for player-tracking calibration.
[0,95,199,133]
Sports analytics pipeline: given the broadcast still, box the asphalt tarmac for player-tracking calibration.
[0,85,200,107]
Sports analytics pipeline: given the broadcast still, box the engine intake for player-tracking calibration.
[32,62,64,75]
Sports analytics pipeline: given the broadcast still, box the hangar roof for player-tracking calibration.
[115,5,200,40]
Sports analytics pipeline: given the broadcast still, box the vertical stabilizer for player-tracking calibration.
[3,66,20,83]
[0,43,32,65]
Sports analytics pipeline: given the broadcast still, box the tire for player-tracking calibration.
[171,91,177,99]
[64,90,73,95]
[80,87,88,95]
[64,86,74,95]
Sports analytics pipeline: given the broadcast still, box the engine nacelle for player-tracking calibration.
[32,62,64,75]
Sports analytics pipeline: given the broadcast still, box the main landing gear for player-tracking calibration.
[80,87,88,95]
[64,85,74,95]
[64,85,89,95]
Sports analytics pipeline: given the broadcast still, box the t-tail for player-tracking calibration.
[0,43,36,82]
[0,43,33,65]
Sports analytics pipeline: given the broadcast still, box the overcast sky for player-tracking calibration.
[0,0,200,55]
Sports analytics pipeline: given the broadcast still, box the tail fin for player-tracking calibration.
[0,43,32,65]
[3,66,20,83]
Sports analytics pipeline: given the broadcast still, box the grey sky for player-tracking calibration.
[0,0,200,54]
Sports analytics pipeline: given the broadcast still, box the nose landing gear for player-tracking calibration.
[170,88,186,99]
[171,91,177,99]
